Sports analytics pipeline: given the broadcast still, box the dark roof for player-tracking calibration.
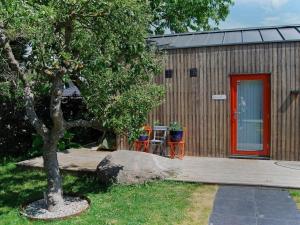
[148,25,300,49]
[62,82,81,98]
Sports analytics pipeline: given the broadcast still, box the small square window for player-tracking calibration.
[165,69,173,78]
[190,68,197,77]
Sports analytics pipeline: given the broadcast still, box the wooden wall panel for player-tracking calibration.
[145,42,300,161]
[119,42,300,160]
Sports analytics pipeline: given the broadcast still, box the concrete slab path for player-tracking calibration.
[17,147,109,173]
[170,156,300,189]
[209,186,300,225]
[17,149,300,188]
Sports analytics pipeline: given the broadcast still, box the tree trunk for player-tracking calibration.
[42,136,64,211]
[1,28,66,212]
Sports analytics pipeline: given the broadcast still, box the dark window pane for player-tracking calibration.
[188,33,209,47]
[165,69,173,78]
[242,30,262,43]
[190,68,197,77]
[279,28,300,40]
[172,35,194,48]
[260,29,283,41]
[223,31,242,44]
[206,32,224,45]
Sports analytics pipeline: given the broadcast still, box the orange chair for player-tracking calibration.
[167,127,186,159]
[134,126,152,153]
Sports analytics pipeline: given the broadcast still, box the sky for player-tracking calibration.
[219,0,300,29]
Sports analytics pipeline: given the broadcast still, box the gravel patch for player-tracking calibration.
[21,196,89,220]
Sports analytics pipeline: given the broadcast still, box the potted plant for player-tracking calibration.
[169,122,183,142]
[138,128,149,141]
[153,120,161,126]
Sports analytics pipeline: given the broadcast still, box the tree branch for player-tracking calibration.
[0,26,49,138]
[65,119,103,131]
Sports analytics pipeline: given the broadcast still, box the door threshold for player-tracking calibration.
[229,155,270,160]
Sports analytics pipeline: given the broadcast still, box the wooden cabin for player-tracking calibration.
[122,25,300,161]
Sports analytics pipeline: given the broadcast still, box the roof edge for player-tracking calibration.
[149,24,300,39]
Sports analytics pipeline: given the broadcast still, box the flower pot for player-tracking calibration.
[170,130,183,142]
[138,135,148,141]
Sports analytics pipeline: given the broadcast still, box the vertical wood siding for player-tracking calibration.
[145,42,300,161]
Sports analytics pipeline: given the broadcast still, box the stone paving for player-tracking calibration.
[17,149,300,188]
[17,147,109,173]
[170,157,300,189]
[209,186,300,225]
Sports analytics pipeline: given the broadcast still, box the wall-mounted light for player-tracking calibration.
[189,68,198,77]
[165,69,173,78]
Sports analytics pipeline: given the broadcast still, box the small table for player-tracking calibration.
[167,141,185,159]
[134,140,150,153]
[167,127,186,159]
[134,125,152,153]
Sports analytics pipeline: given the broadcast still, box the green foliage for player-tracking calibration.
[169,121,183,131]
[0,0,165,139]
[28,134,44,157]
[149,0,234,34]
[0,0,233,143]
[28,131,80,157]
[153,120,161,126]
[289,190,300,209]
[0,161,202,225]
[104,84,165,140]
[129,126,150,143]
[57,131,81,151]
[0,82,11,99]
[139,127,149,136]
[0,82,24,107]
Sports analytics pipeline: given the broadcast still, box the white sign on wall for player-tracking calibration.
[212,94,227,100]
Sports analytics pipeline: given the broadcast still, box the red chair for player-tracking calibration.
[167,127,186,159]
[134,126,152,153]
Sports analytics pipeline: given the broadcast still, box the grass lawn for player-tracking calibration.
[290,190,300,209]
[0,159,216,225]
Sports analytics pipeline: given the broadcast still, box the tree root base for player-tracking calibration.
[20,195,90,220]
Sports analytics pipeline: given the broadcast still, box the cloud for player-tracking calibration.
[219,19,249,29]
[262,13,300,26]
[237,0,289,9]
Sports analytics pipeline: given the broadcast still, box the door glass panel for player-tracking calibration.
[237,80,263,151]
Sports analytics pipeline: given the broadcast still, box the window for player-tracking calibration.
[165,69,173,78]
[190,68,197,77]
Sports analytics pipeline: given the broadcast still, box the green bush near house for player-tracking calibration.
[28,131,81,158]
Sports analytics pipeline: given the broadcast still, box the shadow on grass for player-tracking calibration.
[0,163,108,215]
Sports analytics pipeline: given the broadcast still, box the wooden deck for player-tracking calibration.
[17,149,300,188]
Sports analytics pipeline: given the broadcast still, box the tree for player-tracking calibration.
[0,0,233,212]
[149,0,234,34]
[0,0,163,211]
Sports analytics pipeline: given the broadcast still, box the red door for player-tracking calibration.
[230,74,270,157]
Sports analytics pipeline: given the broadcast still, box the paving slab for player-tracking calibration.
[257,218,300,225]
[209,214,257,225]
[170,156,300,188]
[209,186,300,225]
[213,198,256,217]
